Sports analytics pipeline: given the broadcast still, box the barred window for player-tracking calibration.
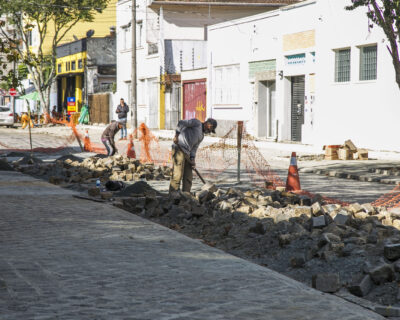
[360,45,377,81]
[335,49,351,82]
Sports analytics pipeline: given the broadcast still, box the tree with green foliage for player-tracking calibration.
[0,64,28,92]
[346,0,400,89]
[0,0,110,115]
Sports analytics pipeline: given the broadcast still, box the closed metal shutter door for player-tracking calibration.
[291,76,305,142]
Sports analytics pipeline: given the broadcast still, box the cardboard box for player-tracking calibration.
[338,148,350,160]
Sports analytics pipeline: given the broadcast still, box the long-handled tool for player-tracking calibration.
[193,167,206,184]
[178,145,207,185]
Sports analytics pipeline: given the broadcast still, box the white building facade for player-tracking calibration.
[207,0,400,151]
[116,0,300,130]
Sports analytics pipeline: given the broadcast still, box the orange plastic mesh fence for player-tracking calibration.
[2,118,398,207]
[371,184,400,208]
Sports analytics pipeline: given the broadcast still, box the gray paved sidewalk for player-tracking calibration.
[0,171,385,319]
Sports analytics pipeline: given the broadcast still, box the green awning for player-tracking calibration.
[19,91,40,101]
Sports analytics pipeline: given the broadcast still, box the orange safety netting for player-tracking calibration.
[131,123,170,165]
[2,117,396,208]
[371,184,400,208]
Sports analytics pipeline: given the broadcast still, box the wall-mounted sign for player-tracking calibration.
[67,97,76,113]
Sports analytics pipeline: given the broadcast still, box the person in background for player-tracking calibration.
[101,120,124,156]
[116,98,129,141]
[51,106,58,120]
[21,112,34,129]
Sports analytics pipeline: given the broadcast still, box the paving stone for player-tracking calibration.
[290,254,306,268]
[369,264,395,284]
[384,244,400,261]
[312,215,327,228]
[362,203,375,214]
[311,202,322,215]
[312,273,341,293]
[334,211,350,225]
[348,275,373,297]
[348,203,363,214]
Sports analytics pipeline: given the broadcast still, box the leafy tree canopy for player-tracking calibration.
[346,0,400,89]
[0,0,110,113]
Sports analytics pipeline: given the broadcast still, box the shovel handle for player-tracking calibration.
[194,168,206,184]
[176,145,206,184]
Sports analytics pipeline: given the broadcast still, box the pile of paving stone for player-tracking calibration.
[13,154,172,189]
[113,182,400,309]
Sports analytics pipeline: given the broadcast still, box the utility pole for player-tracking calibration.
[131,0,138,137]
[12,30,16,117]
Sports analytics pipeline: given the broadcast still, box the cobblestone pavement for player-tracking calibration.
[0,171,386,319]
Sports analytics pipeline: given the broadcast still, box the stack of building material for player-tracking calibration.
[328,140,368,160]
[324,145,341,160]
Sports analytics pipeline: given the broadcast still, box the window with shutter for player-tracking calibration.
[214,65,240,105]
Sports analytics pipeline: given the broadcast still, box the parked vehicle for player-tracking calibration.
[0,104,14,127]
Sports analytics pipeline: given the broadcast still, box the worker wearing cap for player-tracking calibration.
[101,120,124,156]
[170,118,217,194]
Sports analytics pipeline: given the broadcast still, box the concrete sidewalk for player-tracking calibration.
[0,170,384,319]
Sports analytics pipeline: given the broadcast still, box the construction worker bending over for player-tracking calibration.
[101,120,124,156]
[21,112,34,129]
[169,118,217,194]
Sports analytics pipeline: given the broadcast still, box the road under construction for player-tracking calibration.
[2,120,400,315]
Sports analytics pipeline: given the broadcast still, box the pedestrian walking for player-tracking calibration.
[101,120,124,156]
[169,118,217,194]
[116,98,129,140]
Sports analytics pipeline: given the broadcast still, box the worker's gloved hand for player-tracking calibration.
[189,157,196,169]
[173,134,179,145]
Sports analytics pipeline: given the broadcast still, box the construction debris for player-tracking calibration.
[112,186,400,307]
[324,140,369,161]
[12,154,171,193]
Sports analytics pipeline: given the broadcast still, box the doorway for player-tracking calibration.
[290,76,305,142]
[182,79,206,121]
[257,80,276,138]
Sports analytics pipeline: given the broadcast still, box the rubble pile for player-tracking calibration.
[115,183,400,307]
[14,154,172,187]
[10,152,400,308]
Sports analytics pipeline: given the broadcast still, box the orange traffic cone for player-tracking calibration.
[286,152,301,191]
[127,134,136,159]
[83,129,91,152]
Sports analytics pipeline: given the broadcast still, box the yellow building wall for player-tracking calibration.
[42,0,116,54]
[159,75,165,130]
[283,30,315,52]
[75,75,83,111]
[56,52,87,75]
